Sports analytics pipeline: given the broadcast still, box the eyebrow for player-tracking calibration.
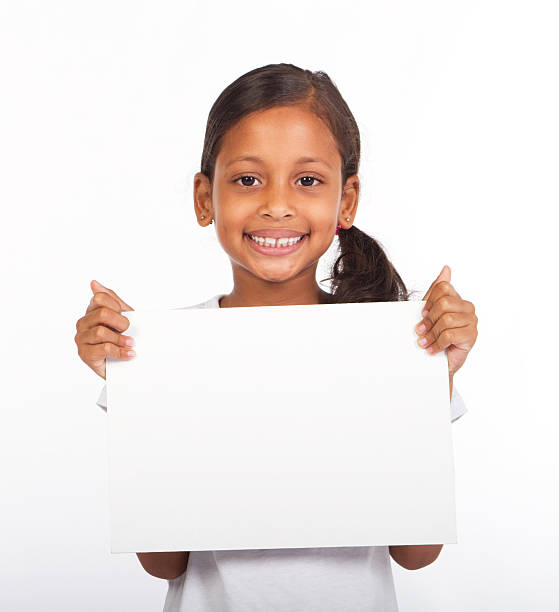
[225,155,333,170]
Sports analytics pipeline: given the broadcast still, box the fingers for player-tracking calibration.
[77,303,131,334]
[90,280,134,312]
[78,339,136,364]
[421,282,462,318]
[415,310,472,353]
[75,324,134,350]
[86,289,121,315]
[421,265,451,302]
[75,281,136,380]
[423,296,475,332]
[417,322,476,355]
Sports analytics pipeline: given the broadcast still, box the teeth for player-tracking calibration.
[249,234,304,247]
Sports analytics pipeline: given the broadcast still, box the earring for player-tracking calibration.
[201,215,205,219]
[336,217,352,235]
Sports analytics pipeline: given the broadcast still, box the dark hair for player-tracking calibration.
[200,63,418,303]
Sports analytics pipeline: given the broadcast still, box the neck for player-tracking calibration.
[219,263,332,308]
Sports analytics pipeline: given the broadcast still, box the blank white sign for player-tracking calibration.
[106,301,456,553]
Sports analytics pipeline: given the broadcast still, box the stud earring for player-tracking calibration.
[336,218,352,235]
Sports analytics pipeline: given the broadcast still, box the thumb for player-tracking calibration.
[90,279,135,311]
[422,265,451,302]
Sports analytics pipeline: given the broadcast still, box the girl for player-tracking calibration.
[76,63,478,612]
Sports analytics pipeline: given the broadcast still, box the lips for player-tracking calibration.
[245,232,308,255]
[244,228,308,239]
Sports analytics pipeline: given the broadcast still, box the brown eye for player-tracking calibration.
[234,176,261,187]
[233,175,323,187]
[298,176,322,187]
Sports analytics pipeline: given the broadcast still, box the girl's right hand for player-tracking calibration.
[75,280,136,380]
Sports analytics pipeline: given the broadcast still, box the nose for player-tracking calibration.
[258,184,296,220]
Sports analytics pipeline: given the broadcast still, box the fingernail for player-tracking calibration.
[124,337,134,346]
[416,323,426,334]
[127,350,136,357]
[422,309,429,318]
[419,337,428,346]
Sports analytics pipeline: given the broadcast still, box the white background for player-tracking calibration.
[3,1,558,610]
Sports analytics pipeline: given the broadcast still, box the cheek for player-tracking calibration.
[214,207,249,250]
[311,202,338,231]
[212,194,243,227]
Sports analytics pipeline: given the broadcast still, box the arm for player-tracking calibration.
[389,372,453,570]
[136,551,189,580]
[389,544,443,570]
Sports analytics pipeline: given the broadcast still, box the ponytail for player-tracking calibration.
[323,225,417,303]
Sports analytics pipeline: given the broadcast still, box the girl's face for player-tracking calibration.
[194,105,359,292]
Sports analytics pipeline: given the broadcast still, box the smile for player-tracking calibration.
[244,233,308,256]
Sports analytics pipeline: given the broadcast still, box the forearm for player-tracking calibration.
[449,372,453,399]
[136,551,189,580]
[389,544,443,570]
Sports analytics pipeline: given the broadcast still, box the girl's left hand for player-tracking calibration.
[415,265,478,377]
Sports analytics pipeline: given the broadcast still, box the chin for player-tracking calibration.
[249,262,301,283]
[253,270,294,283]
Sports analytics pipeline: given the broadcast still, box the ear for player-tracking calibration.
[339,174,359,228]
[193,172,214,226]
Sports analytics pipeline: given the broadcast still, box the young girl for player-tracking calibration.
[76,63,478,612]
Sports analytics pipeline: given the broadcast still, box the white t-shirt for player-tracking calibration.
[96,293,468,612]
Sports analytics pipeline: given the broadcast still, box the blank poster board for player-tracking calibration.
[106,301,457,553]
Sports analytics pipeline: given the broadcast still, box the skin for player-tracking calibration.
[193,105,359,308]
[76,106,478,577]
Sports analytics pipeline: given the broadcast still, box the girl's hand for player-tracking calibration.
[414,265,478,377]
[74,280,135,380]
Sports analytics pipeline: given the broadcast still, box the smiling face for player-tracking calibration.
[194,104,359,306]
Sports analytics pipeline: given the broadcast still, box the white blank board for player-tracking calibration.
[106,301,456,553]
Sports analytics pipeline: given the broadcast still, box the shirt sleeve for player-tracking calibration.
[450,384,467,423]
[96,384,107,412]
